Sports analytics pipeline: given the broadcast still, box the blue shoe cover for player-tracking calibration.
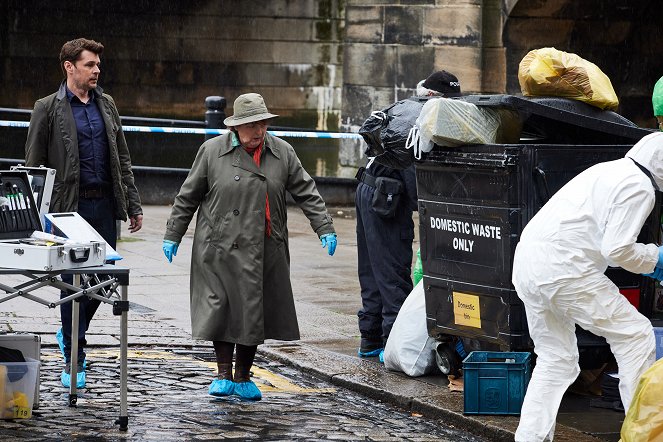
[56,328,65,357]
[76,371,86,388]
[379,349,384,364]
[56,328,87,369]
[60,370,70,388]
[233,380,262,401]
[61,369,86,389]
[209,379,234,397]
[358,347,383,358]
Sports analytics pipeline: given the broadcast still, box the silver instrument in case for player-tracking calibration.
[0,169,105,271]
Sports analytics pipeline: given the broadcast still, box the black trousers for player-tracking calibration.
[355,181,414,346]
[60,196,117,363]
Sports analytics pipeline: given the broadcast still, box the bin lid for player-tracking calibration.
[459,94,654,145]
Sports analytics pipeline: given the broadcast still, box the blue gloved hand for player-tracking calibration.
[163,240,179,263]
[644,267,663,281]
[321,233,337,256]
[657,245,663,268]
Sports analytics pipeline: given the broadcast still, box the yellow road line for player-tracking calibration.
[43,349,335,394]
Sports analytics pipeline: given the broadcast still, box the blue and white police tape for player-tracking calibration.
[0,120,362,139]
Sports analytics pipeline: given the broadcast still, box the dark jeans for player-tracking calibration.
[355,182,414,346]
[60,196,116,363]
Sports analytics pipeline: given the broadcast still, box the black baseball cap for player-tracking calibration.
[422,70,461,96]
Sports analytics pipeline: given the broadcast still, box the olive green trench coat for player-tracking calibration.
[164,132,335,345]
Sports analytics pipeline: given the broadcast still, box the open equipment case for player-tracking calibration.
[0,170,105,271]
[10,165,56,229]
[0,167,130,430]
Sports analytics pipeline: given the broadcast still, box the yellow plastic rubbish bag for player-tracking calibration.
[518,47,619,111]
[620,358,663,442]
[11,391,30,419]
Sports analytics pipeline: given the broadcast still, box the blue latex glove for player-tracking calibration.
[163,240,179,263]
[645,267,663,281]
[657,245,663,268]
[321,233,337,256]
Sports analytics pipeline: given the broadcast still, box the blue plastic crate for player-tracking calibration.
[654,327,663,360]
[462,351,532,415]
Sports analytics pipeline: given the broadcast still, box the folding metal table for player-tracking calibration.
[0,265,130,430]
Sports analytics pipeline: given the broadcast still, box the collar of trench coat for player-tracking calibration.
[218,132,282,161]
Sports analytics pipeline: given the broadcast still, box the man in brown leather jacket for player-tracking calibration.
[25,38,143,388]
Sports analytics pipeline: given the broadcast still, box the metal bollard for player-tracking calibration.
[204,96,227,140]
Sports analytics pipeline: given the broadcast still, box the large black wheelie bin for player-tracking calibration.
[415,94,659,376]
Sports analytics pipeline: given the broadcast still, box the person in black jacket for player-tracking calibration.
[355,70,461,362]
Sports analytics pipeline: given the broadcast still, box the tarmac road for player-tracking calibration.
[0,205,626,441]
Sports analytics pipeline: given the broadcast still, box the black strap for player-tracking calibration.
[355,167,377,187]
[630,158,660,191]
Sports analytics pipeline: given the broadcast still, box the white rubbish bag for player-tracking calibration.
[384,281,438,377]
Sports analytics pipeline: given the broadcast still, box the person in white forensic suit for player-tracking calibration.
[512,131,663,441]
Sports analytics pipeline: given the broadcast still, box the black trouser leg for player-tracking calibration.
[59,196,117,363]
[355,182,414,346]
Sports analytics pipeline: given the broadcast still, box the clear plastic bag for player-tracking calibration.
[414,98,521,153]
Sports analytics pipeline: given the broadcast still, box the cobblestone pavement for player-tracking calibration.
[1,348,487,441]
[0,206,619,441]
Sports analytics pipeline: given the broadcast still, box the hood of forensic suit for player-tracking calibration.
[625,131,663,191]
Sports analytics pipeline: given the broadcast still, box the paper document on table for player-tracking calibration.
[43,212,122,261]
[30,231,74,245]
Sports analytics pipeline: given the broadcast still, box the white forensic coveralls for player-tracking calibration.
[512,132,663,442]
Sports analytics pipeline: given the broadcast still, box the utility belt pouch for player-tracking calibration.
[371,176,402,218]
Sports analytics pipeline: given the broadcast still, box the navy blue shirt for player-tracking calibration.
[66,87,112,189]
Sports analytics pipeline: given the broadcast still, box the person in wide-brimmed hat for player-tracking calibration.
[163,93,337,401]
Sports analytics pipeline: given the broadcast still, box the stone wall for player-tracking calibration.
[2,0,660,178]
[341,0,485,129]
[0,0,344,130]
[339,0,488,176]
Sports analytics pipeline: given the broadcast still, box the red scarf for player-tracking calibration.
[244,141,271,237]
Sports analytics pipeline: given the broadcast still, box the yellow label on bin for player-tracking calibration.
[453,291,481,328]
[13,406,31,419]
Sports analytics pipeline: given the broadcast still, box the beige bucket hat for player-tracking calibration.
[223,93,279,127]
